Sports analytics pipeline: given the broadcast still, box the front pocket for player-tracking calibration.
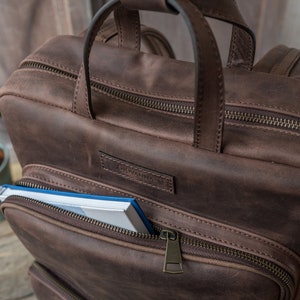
[2,189,299,300]
[29,262,83,300]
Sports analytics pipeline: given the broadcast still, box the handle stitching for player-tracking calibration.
[73,64,83,114]
[134,12,139,50]
[192,15,204,148]
[200,10,224,152]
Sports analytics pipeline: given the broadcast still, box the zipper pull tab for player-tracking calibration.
[159,229,183,274]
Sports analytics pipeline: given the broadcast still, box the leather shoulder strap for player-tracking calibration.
[254,45,300,77]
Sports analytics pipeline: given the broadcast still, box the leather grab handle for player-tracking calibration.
[192,0,255,70]
[115,0,255,70]
[73,0,225,153]
[113,6,141,51]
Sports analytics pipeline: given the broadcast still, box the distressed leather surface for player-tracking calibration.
[0,0,300,299]
[3,207,282,300]
[254,45,300,79]
[2,37,300,167]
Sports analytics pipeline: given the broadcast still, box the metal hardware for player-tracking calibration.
[160,229,183,274]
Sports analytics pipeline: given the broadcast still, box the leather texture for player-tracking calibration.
[119,0,255,69]
[94,19,175,58]
[254,45,300,79]
[0,0,300,299]
[75,0,225,152]
[4,205,285,300]
[29,263,83,300]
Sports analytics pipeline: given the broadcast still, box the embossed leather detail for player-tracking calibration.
[99,151,175,194]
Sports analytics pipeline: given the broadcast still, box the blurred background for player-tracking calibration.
[1,0,300,179]
[0,0,300,299]
[1,0,300,87]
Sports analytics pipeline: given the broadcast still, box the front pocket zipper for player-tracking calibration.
[2,188,296,300]
[159,229,183,274]
[19,61,300,134]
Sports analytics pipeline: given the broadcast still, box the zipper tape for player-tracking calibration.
[19,61,300,134]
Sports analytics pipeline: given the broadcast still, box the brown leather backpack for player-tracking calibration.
[0,1,300,299]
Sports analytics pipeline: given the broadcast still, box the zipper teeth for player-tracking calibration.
[20,61,300,132]
[15,180,158,240]
[20,61,194,115]
[30,194,293,294]
[17,62,296,294]
[94,81,194,115]
[21,195,157,240]
[181,236,293,290]
[16,180,294,296]
[22,61,77,80]
[226,110,300,130]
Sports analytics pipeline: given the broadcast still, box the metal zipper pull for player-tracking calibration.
[159,229,183,274]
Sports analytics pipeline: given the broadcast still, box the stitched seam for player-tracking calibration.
[100,154,173,184]
[90,75,194,100]
[246,32,254,69]
[228,25,238,64]
[23,164,300,264]
[20,57,194,100]
[23,166,129,196]
[272,49,300,76]
[85,77,92,119]
[271,48,293,74]
[15,68,76,83]
[217,80,224,152]
[226,121,300,137]
[144,201,300,264]
[218,0,251,48]
[191,11,204,148]
[73,64,83,114]
[134,14,139,50]
[226,101,300,116]
[0,93,71,112]
[152,217,289,265]
[25,57,194,100]
[23,166,297,256]
[99,153,174,193]
[206,19,224,151]
[25,56,79,74]
[143,32,174,57]
[92,80,193,120]
[118,11,124,48]
[199,10,224,151]
[284,52,300,74]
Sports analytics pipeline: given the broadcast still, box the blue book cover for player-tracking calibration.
[0,184,154,234]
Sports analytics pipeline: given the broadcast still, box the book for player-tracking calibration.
[0,184,154,234]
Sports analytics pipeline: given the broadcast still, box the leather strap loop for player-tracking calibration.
[114,6,141,51]
[192,0,255,70]
[73,0,224,152]
[116,0,255,70]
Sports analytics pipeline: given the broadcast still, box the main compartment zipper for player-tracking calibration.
[8,180,296,299]
[19,61,300,134]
